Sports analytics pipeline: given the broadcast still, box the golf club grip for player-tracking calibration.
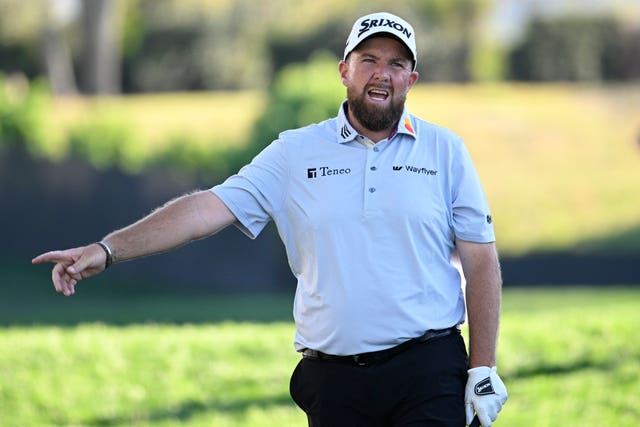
[469,415,481,427]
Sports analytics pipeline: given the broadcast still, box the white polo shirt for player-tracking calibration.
[212,102,494,355]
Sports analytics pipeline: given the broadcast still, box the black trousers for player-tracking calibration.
[289,333,468,427]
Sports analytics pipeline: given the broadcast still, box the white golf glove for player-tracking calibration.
[465,366,508,426]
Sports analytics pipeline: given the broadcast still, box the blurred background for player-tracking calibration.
[1,0,639,289]
[1,2,639,426]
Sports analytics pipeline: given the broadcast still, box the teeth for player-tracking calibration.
[368,89,389,100]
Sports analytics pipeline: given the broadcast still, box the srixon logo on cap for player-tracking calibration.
[358,17,412,39]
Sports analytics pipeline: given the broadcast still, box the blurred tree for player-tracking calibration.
[123,0,271,91]
[41,0,78,95]
[601,26,640,80]
[508,16,622,81]
[254,51,344,141]
[3,0,637,91]
[0,0,124,95]
[0,74,50,153]
[118,0,497,90]
[81,0,122,94]
[408,0,491,82]
[0,0,43,80]
[0,0,500,91]
[268,20,347,75]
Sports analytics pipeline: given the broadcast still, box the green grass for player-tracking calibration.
[1,280,639,426]
[498,287,640,426]
[0,323,303,427]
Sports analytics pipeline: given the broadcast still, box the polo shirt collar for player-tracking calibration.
[336,102,358,143]
[336,101,417,144]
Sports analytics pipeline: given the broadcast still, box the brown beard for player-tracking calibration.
[347,86,405,132]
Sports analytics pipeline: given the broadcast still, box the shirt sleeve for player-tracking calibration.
[211,139,289,239]
[450,138,495,243]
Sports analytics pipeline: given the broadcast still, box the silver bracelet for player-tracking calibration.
[96,241,114,269]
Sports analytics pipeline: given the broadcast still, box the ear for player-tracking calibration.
[338,60,349,87]
[408,71,419,88]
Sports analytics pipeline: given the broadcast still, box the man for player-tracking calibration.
[33,12,507,427]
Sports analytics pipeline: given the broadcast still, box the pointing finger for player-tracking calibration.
[32,251,56,264]
[32,250,71,265]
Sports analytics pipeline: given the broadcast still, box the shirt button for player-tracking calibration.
[373,147,380,152]
[370,166,377,171]
[369,187,376,193]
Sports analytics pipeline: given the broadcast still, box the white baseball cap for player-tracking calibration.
[343,12,417,71]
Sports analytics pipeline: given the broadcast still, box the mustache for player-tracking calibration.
[366,83,393,93]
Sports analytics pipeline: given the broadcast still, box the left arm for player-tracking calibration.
[456,238,507,427]
[455,238,502,368]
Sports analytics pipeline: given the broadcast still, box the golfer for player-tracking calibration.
[33,12,507,427]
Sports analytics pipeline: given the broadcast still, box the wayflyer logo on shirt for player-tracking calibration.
[392,165,438,176]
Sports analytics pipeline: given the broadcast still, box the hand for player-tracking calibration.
[31,244,108,296]
[465,366,507,426]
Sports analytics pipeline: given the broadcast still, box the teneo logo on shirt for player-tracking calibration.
[307,166,352,179]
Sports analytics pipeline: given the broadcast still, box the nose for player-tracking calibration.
[372,64,391,82]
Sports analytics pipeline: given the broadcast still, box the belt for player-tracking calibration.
[301,326,460,366]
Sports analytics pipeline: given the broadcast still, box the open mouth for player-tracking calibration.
[367,87,390,102]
